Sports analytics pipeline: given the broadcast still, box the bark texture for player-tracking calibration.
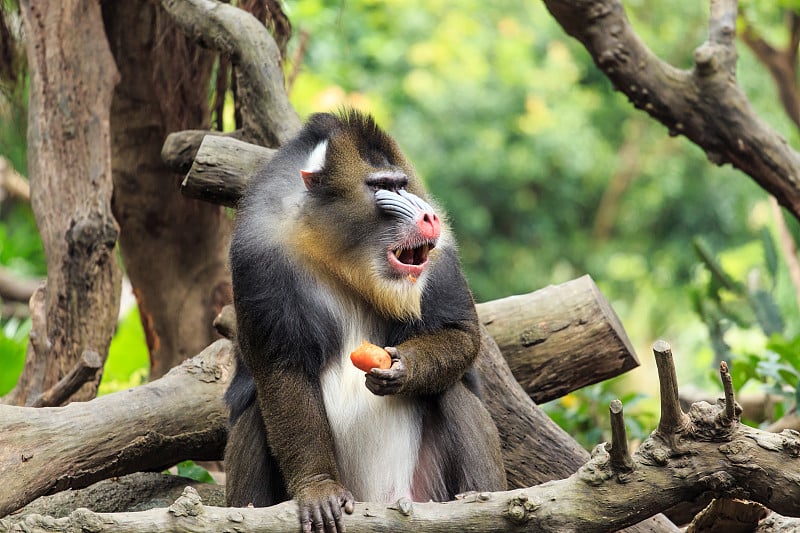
[0,323,669,531]
[0,289,609,516]
[103,0,232,378]
[159,0,301,147]
[14,473,226,519]
[4,0,122,405]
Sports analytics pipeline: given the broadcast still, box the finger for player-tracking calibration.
[384,346,399,359]
[339,492,355,532]
[369,368,395,379]
[300,506,313,533]
[365,380,387,396]
[382,384,401,394]
[365,374,387,386]
[327,495,345,533]
[312,505,325,533]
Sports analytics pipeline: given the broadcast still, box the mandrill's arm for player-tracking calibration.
[234,250,354,533]
[367,247,481,397]
[254,367,354,533]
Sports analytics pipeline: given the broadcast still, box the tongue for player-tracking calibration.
[399,248,416,265]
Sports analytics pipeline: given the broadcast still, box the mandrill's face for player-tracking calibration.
[375,186,441,280]
[292,118,451,320]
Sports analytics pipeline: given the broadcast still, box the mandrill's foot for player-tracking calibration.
[295,477,354,533]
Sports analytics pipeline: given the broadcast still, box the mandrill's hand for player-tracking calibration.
[295,477,354,533]
[365,347,407,396]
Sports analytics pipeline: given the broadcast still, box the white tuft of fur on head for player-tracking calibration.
[302,140,329,174]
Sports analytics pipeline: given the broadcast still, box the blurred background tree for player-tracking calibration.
[1,0,799,446]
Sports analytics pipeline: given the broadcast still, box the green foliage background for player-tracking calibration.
[1,0,799,443]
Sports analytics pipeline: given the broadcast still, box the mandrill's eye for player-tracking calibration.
[366,173,408,193]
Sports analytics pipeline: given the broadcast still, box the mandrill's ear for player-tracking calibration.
[301,140,328,190]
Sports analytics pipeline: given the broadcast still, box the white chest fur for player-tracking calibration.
[319,305,422,503]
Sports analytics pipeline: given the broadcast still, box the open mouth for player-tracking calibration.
[387,241,436,276]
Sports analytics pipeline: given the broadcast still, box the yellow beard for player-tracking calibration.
[290,223,436,321]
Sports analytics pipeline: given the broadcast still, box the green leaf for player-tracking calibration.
[748,289,785,337]
[756,358,799,391]
[766,333,800,370]
[0,318,30,396]
[172,461,215,484]
[728,352,763,392]
[717,300,753,329]
[759,227,778,284]
[692,237,743,295]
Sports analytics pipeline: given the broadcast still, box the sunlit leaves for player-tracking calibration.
[0,317,29,396]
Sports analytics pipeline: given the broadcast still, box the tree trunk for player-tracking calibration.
[4,0,121,406]
[103,0,232,379]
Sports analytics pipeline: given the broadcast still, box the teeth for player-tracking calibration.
[420,244,429,256]
[395,249,402,259]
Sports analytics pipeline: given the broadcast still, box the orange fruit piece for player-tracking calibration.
[350,340,392,372]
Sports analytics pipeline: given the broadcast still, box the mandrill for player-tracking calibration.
[224,110,506,533]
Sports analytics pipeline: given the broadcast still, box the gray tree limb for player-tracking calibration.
[5,344,797,532]
[541,0,800,221]
[0,340,231,518]
[159,0,301,147]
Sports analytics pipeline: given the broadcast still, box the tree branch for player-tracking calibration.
[653,340,690,436]
[542,0,800,221]
[30,350,103,408]
[478,275,640,402]
[15,472,225,518]
[160,129,243,175]
[741,15,800,130]
[0,156,30,202]
[0,310,663,531]
[769,197,800,336]
[606,399,634,472]
[159,0,301,147]
[0,340,232,517]
[177,135,275,208]
[5,341,798,532]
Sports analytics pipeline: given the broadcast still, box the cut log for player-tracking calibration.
[177,135,275,208]
[14,472,225,518]
[478,274,638,403]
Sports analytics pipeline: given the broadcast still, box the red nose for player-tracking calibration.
[416,211,441,240]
